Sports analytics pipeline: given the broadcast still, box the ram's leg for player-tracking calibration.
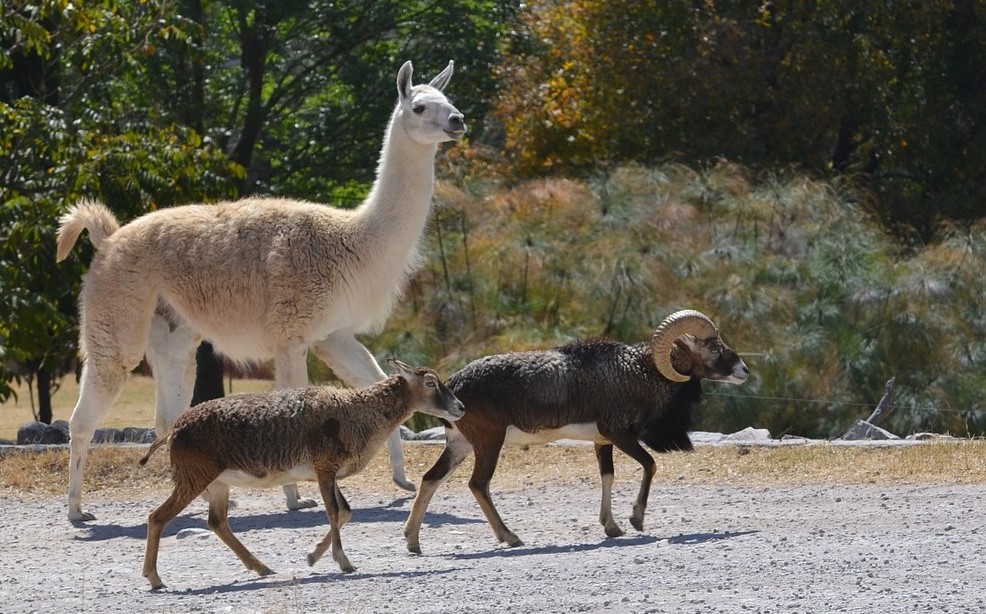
[308,474,355,572]
[312,331,415,492]
[594,443,625,538]
[608,433,656,532]
[468,435,522,547]
[404,427,473,554]
[274,344,318,510]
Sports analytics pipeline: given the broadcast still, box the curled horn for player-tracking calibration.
[651,310,719,383]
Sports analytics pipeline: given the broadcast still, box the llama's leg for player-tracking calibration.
[273,344,318,510]
[307,474,355,572]
[404,427,473,554]
[311,330,414,491]
[204,482,275,578]
[68,364,127,521]
[145,313,200,434]
[594,443,625,538]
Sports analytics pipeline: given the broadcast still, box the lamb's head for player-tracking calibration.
[396,60,466,145]
[650,310,749,385]
[389,359,465,421]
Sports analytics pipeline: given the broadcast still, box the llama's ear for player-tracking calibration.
[428,60,454,92]
[397,61,413,101]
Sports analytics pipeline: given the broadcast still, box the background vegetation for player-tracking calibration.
[1,1,983,438]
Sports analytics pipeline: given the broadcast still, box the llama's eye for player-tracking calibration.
[412,104,425,115]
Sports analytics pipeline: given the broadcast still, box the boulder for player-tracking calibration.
[17,422,47,445]
[723,427,773,443]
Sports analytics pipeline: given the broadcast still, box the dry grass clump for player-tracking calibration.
[3,441,983,503]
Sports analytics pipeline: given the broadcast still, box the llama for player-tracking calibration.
[56,60,465,521]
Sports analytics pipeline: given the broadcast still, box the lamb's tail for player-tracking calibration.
[138,433,172,466]
[56,199,120,262]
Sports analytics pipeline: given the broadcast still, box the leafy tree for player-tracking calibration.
[0,1,238,420]
[494,0,986,238]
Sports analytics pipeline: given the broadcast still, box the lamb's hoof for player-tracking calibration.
[145,574,166,591]
[257,566,275,577]
[629,516,644,532]
[407,543,422,555]
[69,510,96,522]
[506,537,524,548]
[341,564,357,573]
[394,476,416,492]
[287,498,318,511]
[605,525,626,538]
[306,553,318,567]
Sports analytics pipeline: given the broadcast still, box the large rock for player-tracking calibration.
[16,422,47,445]
[723,427,773,443]
[16,421,70,444]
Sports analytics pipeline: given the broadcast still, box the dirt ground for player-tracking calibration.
[1,442,984,614]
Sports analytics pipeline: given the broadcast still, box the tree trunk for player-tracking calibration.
[191,342,225,405]
[37,365,52,424]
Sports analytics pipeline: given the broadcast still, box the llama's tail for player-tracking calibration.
[56,199,120,262]
[138,433,172,466]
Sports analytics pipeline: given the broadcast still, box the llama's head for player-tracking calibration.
[396,60,466,145]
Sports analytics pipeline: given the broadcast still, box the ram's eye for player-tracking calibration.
[710,345,721,355]
[412,104,425,115]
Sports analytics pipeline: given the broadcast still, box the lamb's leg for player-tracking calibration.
[404,427,473,554]
[273,344,318,510]
[468,435,523,548]
[143,476,212,589]
[333,484,352,528]
[204,482,275,578]
[594,443,625,538]
[311,331,415,492]
[308,474,355,573]
[607,433,657,532]
[68,365,126,521]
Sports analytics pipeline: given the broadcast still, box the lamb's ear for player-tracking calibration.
[428,60,454,91]
[397,61,413,101]
[388,358,415,378]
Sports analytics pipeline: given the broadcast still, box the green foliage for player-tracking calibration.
[372,163,986,437]
[0,3,239,411]
[495,0,986,239]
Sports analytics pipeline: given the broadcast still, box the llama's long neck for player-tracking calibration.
[357,105,438,251]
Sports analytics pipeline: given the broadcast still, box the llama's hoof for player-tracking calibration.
[287,498,318,511]
[69,510,96,522]
[394,476,416,492]
[629,516,644,532]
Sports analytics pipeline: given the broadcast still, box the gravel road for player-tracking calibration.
[2,471,983,613]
